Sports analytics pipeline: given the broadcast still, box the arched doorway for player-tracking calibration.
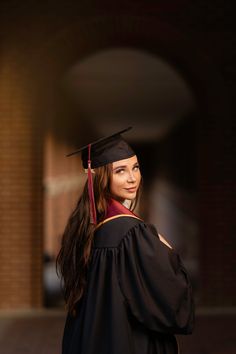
[35,16,228,307]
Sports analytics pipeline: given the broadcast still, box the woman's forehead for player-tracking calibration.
[112,155,138,167]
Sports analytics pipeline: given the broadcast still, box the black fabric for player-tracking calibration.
[62,217,194,354]
[82,136,135,168]
[66,127,135,168]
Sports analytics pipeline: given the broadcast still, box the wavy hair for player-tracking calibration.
[56,163,141,315]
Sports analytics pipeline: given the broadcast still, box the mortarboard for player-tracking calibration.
[66,127,135,168]
[66,127,135,224]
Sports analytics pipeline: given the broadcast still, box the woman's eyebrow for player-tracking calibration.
[113,162,138,171]
[113,165,127,171]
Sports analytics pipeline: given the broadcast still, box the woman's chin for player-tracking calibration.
[112,192,136,202]
[123,193,137,201]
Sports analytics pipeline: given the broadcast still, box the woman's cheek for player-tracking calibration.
[137,172,141,185]
[116,174,125,183]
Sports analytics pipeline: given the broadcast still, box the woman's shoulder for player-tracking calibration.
[94,215,144,249]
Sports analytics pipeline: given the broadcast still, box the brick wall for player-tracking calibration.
[0,45,43,308]
[199,114,236,305]
[43,132,86,259]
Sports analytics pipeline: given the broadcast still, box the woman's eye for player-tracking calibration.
[115,169,125,174]
[133,165,140,171]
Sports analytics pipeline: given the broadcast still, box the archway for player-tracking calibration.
[34,15,228,307]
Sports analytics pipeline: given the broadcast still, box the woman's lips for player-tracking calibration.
[125,187,137,193]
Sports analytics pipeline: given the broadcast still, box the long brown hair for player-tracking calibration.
[56,162,141,315]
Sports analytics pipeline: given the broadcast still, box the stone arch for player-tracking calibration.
[35,15,230,306]
[37,15,228,114]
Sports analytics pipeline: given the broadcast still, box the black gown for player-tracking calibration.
[62,215,194,354]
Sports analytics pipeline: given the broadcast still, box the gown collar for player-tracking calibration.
[105,198,137,219]
[95,198,141,230]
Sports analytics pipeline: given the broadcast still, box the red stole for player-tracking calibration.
[105,198,139,219]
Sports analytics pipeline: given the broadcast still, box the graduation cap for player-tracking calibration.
[67,127,135,224]
[66,127,135,168]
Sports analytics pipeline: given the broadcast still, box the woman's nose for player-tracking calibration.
[127,171,136,182]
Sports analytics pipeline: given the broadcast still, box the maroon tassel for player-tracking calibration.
[87,144,97,225]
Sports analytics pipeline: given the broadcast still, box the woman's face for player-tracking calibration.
[110,155,141,202]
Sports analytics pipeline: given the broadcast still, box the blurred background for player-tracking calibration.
[0,1,235,353]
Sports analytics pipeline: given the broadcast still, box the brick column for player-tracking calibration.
[198,112,236,306]
[0,46,43,308]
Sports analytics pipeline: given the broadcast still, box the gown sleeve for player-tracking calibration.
[116,222,194,334]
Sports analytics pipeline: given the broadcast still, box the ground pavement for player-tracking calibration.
[0,308,235,354]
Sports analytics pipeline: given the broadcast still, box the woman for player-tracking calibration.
[57,128,194,354]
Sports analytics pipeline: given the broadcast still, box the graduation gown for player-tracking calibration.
[62,200,194,354]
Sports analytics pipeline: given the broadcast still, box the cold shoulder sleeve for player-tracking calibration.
[116,222,194,334]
